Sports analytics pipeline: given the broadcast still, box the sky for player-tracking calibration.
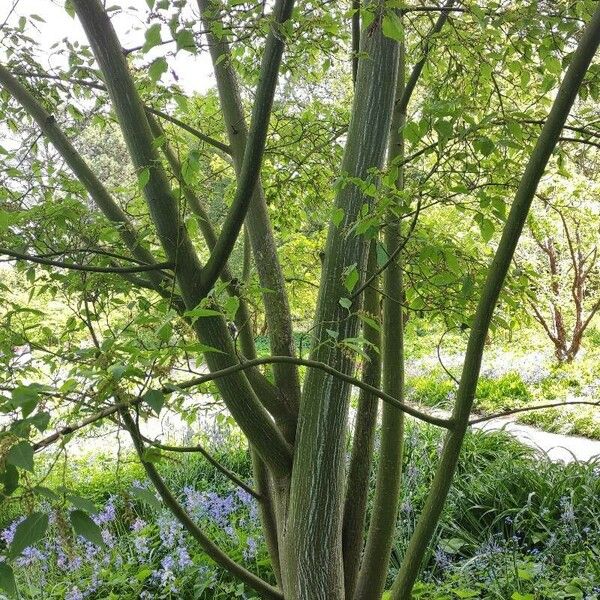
[3,0,215,94]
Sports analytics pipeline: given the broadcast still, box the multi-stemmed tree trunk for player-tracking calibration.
[1,1,600,598]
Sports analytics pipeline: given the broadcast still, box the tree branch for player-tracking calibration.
[119,409,283,600]
[391,5,600,596]
[197,0,296,296]
[138,434,261,500]
[469,400,600,425]
[0,247,173,274]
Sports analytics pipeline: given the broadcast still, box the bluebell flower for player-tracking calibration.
[15,546,46,567]
[177,546,193,569]
[65,587,84,600]
[93,497,117,525]
[243,537,258,561]
[433,547,451,571]
[1,517,24,545]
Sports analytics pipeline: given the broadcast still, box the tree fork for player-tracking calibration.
[72,0,292,478]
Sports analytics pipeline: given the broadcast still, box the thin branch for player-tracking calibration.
[119,409,283,600]
[0,247,173,273]
[146,106,232,156]
[138,434,261,500]
[351,198,422,299]
[469,399,600,425]
[395,0,457,116]
[176,357,453,428]
[10,70,232,156]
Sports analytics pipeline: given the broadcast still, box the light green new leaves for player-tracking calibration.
[6,441,34,472]
[382,11,403,42]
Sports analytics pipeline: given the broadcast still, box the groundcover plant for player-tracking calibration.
[1,0,600,598]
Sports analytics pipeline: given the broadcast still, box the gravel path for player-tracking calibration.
[472,416,600,463]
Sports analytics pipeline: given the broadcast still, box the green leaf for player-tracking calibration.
[146,0,156,8]
[224,295,240,321]
[176,29,196,52]
[141,446,163,463]
[64,0,75,18]
[474,137,495,156]
[6,441,34,472]
[0,464,19,495]
[0,563,17,597]
[137,167,150,189]
[67,494,97,514]
[382,11,404,42]
[479,218,495,242]
[344,264,359,293]
[511,593,534,600]
[70,510,105,547]
[544,55,562,76]
[11,385,40,418]
[339,297,352,310]
[143,389,165,415]
[9,512,48,557]
[156,321,172,342]
[149,57,168,82]
[28,411,50,433]
[331,207,344,227]
[109,363,127,380]
[403,121,422,146]
[434,119,453,140]
[131,485,162,510]
[143,23,162,52]
[439,537,466,554]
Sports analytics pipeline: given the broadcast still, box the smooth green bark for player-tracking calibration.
[72,0,292,478]
[342,241,381,599]
[353,35,406,600]
[198,0,301,426]
[284,5,400,597]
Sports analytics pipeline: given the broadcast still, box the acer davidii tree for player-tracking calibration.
[1,0,600,598]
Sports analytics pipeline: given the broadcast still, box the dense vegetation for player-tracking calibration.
[1,0,600,598]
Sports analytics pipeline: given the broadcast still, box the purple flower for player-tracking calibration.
[65,587,84,600]
[433,547,451,571]
[101,528,115,548]
[236,488,253,506]
[131,518,146,532]
[243,537,257,561]
[133,534,149,557]
[93,497,117,525]
[15,546,46,567]
[176,546,193,569]
[1,517,25,545]
[157,514,183,549]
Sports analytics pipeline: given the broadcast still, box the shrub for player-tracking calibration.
[473,372,531,413]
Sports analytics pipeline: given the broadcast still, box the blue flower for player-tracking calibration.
[243,537,257,561]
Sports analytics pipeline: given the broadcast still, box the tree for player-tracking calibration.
[523,196,600,362]
[1,1,600,598]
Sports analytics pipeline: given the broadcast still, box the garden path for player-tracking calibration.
[471,416,600,463]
